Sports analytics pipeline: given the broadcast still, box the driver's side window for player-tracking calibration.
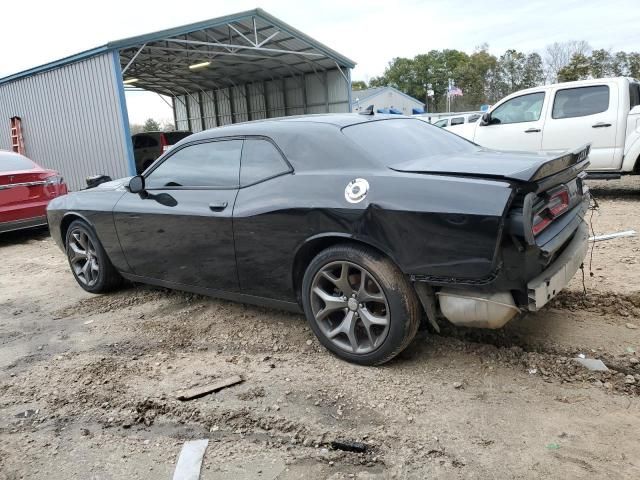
[145,139,242,189]
[490,92,545,125]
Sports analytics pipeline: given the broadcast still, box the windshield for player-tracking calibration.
[0,152,35,172]
[342,118,476,164]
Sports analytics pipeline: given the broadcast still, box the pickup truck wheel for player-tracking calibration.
[65,220,123,294]
[302,244,420,366]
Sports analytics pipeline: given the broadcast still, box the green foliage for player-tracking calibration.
[558,53,590,82]
[142,118,161,132]
[351,80,367,91]
[369,46,542,111]
[369,43,640,112]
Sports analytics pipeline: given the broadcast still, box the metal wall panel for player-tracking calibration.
[285,77,305,116]
[217,88,233,125]
[0,52,131,191]
[200,91,217,129]
[247,83,267,120]
[265,80,285,118]
[305,73,326,114]
[174,95,189,130]
[232,86,249,123]
[172,68,351,129]
[187,94,203,132]
[327,69,350,113]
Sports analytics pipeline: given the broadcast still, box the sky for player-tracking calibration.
[2,0,639,124]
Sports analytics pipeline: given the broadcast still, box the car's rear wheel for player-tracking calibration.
[65,220,123,293]
[301,244,420,365]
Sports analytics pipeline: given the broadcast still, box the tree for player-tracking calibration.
[129,123,144,135]
[612,51,629,76]
[557,53,590,82]
[142,118,161,132]
[455,45,499,107]
[351,80,367,91]
[522,53,545,89]
[628,52,640,78]
[496,49,527,97]
[589,49,614,78]
[544,40,591,83]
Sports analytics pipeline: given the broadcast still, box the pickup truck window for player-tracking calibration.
[630,82,640,109]
[450,117,464,126]
[467,114,481,123]
[434,119,448,127]
[552,85,609,119]
[490,92,545,125]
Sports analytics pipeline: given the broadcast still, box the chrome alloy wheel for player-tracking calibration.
[310,261,390,354]
[68,228,99,287]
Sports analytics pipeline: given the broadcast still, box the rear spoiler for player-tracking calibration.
[530,144,591,182]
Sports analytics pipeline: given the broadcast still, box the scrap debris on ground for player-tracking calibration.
[0,177,640,479]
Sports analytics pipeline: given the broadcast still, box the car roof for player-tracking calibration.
[186,113,416,141]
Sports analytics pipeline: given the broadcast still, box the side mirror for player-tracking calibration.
[480,112,491,126]
[128,175,145,194]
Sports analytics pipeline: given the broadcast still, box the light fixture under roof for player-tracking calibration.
[189,61,211,70]
[123,78,139,84]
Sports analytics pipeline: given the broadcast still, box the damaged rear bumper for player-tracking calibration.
[432,220,589,329]
[526,220,589,311]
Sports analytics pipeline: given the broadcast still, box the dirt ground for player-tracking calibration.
[1,177,639,480]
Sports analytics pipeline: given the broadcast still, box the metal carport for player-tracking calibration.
[0,9,355,191]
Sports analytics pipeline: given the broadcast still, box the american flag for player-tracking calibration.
[448,86,463,97]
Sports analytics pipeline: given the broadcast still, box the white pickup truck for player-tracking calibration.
[447,77,640,178]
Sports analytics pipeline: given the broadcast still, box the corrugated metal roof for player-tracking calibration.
[351,87,385,102]
[0,9,355,94]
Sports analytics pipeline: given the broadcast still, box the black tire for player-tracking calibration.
[65,219,123,294]
[301,244,420,366]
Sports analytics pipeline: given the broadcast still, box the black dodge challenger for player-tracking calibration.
[47,115,591,365]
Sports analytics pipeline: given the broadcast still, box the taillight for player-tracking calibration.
[160,133,169,152]
[45,174,64,185]
[532,186,570,236]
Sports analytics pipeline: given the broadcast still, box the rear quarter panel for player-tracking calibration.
[233,170,513,302]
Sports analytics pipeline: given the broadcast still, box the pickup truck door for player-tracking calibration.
[473,91,547,151]
[541,83,619,170]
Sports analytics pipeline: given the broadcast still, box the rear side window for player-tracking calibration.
[450,117,464,126]
[0,152,35,172]
[467,114,481,123]
[146,140,242,189]
[630,82,640,109]
[434,119,448,127]
[240,139,290,186]
[552,85,610,119]
[342,118,475,165]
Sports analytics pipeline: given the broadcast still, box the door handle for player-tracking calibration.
[592,122,612,128]
[524,128,541,133]
[208,201,228,212]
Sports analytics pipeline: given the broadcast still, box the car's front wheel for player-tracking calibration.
[301,244,420,365]
[65,219,123,293]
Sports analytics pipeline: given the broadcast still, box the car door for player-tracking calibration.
[474,91,547,151]
[232,138,295,301]
[113,138,242,291]
[541,83,618,170]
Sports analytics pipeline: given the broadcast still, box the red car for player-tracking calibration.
[0,151,68,233]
